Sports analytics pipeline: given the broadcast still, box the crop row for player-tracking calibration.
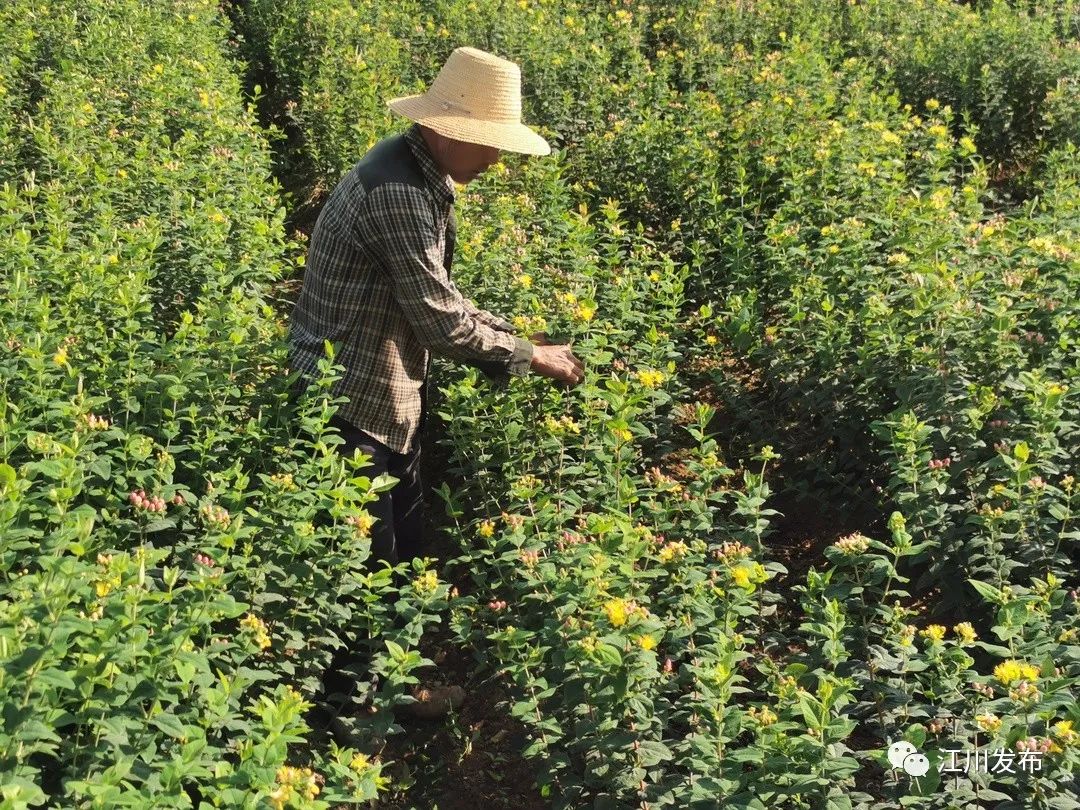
[240,0,1079,805]
[0,0,451,806]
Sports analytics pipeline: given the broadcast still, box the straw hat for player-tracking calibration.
[387,47,551,156]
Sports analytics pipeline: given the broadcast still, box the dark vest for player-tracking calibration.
[350,132,456,273]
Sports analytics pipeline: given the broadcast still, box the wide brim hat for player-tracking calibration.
[387,46,551,156]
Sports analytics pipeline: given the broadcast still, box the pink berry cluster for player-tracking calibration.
[711,541,753,562]
[928,457,952,470]
[988,419,1009,429]
[83,413,110,430]
[194,552,216,568]
[520,549,540,566]
[129,489,166,512]
[200,504,230,529]
[488,599,508,612]
[1016,737,1054,753]
[555,530,588,551]
[1022,331,1046,345]
[662,657,674,674]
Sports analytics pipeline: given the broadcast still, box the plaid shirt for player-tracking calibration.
[287,124,533,453]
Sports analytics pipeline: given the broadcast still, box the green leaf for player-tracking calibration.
[150,713,187,739]
[35,668,77,692]
[385,640,407,662]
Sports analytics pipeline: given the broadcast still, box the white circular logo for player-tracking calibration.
[888,741,918,769]
[903,752,930,777]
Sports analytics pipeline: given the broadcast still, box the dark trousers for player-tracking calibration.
[288,380,431,714]
[326,412,426,567]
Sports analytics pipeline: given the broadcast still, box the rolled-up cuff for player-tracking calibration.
[508,336,534,376]
[493,317,515,333]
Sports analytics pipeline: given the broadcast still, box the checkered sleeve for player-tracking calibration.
[362,184,533,375]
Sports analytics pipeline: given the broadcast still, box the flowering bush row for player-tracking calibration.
[0,0,451,805]
[198,0,1080,807]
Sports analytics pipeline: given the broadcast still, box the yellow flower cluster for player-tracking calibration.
[512,314,547,334]
[269,472,297,491]
[241,613,271,650]
[637,634,657,651]
[604,598,629,627]
[730,562,768,590]
[635,369,665,389]
[658,541,690,563]
[345,511,375,537]
[412,571,439,596]
[976,714,1002,733]
[81,413,111,430]
[1053,720,1077,746]
[269,765,320,809]
[94,574,121,598]
[993,659,1040,686]
[478,519,495,538]
[748,705,779,726]
[833,532,870,554]
[575,303,596,322]
[350,752,374,774]
[919,625,946,643]
[544,415,582,435]
[953,622,978,645]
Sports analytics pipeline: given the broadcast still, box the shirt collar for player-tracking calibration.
[405,124,456,207]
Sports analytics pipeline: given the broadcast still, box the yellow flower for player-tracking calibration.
[575,303,596,322]
[604,598,628,627]
[350,752,373,773]
[976,714,1002,733]
[994,659,1040,686]
[612,427,633,442]
[53,348,68,366]
[731,567,752,589]
[413,570,439,595]
[920,624,946,643]
[241,613,271,650]
[516,274,533,288]
[925,98,940,111]
[705,334,718,345]
[658,541,689,563]
[636,369,665,389]
[345,510,374,536]
[1053,720,1078,745]
[478,519,495,538]
[638,634,657,651]
[953,622,977,645]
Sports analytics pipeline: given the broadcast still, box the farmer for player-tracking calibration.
[286,47,583,724]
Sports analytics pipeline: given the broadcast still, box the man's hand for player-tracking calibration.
[530,343,584,385]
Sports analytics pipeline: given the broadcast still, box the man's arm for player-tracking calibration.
[360,183,532,374]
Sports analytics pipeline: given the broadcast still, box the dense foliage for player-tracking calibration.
[1,0,1077,807]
